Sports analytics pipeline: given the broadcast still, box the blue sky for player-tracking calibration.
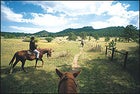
[1,1,139,33]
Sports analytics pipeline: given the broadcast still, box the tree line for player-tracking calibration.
[67,25,139,43]
[1,25,139,43]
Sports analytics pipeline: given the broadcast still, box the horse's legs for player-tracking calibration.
[82,44,83,47]
[35,59,44,68]
[21,59,26,72]
[35,59,38,68]
[40,59,44,67]
[10,59,19,74]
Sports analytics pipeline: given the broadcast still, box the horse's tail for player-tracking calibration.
[9,52,17,65]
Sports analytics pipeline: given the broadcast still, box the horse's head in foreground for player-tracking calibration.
[56,69,81,94]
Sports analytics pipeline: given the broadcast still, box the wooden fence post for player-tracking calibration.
[111,48,115,61]
[105,46,107,55]
[123,52,128,69]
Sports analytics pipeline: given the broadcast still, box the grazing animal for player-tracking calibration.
[9,48,53,73]
[56,69,81,94]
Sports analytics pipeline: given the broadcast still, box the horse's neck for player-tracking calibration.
[59,78,77,93]
[37,49,47,54]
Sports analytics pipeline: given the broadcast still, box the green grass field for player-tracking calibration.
[1,38,139,93]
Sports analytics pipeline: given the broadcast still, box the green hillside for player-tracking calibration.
[55,26,125,37]
[1,26,139,38]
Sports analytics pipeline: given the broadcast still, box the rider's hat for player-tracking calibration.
[31,36,35,40]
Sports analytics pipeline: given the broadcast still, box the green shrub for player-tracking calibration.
[4,34,16,39]
[108,40,116,48]
[45,37,53,42]
[67,32,77,41]
[94,34,99,41]
[23,37,39,42]
[118,37,124,42]
[115,37,117,42]
[105,36,110,42]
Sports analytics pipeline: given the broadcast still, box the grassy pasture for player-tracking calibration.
[1,38,139,93]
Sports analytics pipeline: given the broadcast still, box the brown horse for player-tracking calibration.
[56,69,81,94]
[9,48,53,73]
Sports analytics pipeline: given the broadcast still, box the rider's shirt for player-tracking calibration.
[29,40,36,51]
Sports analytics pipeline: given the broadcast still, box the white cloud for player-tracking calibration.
[10,25,69,33]
[1,4,23,22]
[91,15,135,29]
[127,11,139,27]
[24,1,139,28]
[1,1,139,33]
[23,1,56,14]
[1,3,68,32]
[90,1,139,29]
[24,1,113,16]
[91,21,109,29]
[107,2,128,16]
[30,13,67,27]
[10,26,43,33]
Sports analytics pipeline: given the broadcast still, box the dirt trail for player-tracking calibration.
[72,47,83,71]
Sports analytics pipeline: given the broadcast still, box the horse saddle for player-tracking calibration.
[27,50,35,55]
[27,50,36,60]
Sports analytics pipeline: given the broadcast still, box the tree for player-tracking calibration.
[93,34,99,41]
[79,32,87,39]
[108,40,116,48]
[88,36,91,41]
[123,25,138,42]
[105,36,110,42]
[4,34,16,38]
[23,37,39,42]
[67,32,77,41]
[118,37,124,42]
[45,37,53,42]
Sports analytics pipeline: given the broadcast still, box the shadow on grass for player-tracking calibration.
[57,64,72,71]
[78,58,140,93]
[125,46,140,87]
[111,46,140,88]
[1,66,58,93]
[1,45,139,94]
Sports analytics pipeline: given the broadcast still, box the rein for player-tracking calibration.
[58,75,77,93]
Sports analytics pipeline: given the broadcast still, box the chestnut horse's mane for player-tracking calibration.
[58,75,77,93]
[56,69,80,94]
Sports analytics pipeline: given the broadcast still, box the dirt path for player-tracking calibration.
[72,47,83,71]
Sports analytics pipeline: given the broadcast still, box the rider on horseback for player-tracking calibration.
[29,37,40,59]
[81,38,84,47]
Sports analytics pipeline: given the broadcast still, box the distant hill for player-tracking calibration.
[33,30,51,37]
[92,26,125,37]
[55,26,125,37]
[1,26,126,38]
[55,26,94,36]
[1,32,28,38]
[1,30,52,38]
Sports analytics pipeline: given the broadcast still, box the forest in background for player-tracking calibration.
[1,25,139,38]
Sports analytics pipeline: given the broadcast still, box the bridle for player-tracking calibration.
[58,75,77,93]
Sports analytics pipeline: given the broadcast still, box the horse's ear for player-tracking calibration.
[50,48,54,52]
[73,70,81,78]
[56,69,63,78]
